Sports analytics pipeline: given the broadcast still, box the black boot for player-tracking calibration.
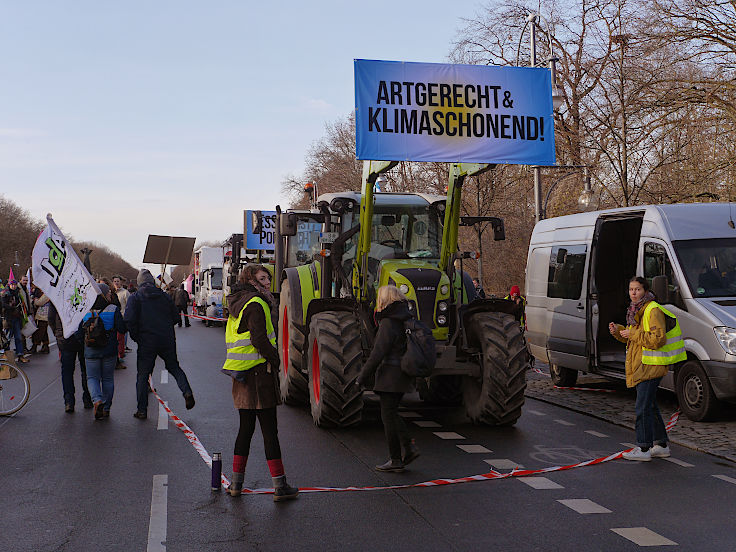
[272,475,299,502]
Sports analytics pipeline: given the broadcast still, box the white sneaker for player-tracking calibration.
[622,446,652,461]
[650,445,671,458]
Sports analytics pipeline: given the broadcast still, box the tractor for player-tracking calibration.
[273,161,529,427]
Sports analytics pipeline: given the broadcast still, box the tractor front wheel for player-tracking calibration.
[277,279,309,405]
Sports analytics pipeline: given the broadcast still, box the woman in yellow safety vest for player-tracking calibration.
[222,264,298,501]
[609,276,686,462]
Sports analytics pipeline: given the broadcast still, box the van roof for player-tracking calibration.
[533,203,736,242]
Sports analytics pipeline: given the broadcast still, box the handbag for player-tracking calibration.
[21,316,37,337]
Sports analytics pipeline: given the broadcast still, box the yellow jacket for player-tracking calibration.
[612,301,668,388]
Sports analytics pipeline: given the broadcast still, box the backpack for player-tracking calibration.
[84,309,109,348]
[400,318,436,378]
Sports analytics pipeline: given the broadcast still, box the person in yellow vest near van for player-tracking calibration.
[222,264,298,501]
[609,276,686,461]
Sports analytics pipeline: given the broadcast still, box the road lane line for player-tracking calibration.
[554,419,575,426]
[585,430,609,438]
[433,432,466,440]
[713,474,736,485]
[527,410,546,416]
[557,499,612,514]
[147,474,168,552]
[414,420,441,428]
[518,477,563,489]
[158,402,168,431]
[661,457,693,467]
[456,445,491,453]
[160,370,169,384]
[484,459,524,470]
[611,527,677,546]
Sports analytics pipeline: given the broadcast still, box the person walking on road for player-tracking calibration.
[49,302,93,412]
[78,283,126,420]
[223,264,298,501]
[609,276,685,461]
[125,269,195,420]
[1,280,29,363]
[113,275,131,362]
[357,285,420,473]
[175,283,191,327]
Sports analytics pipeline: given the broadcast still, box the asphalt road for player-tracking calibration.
[2,322,736,551]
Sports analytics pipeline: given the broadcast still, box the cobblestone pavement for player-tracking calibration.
[525,362,736,463]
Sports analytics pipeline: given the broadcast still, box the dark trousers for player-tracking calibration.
[234,407,282,459]
[9,317,23,356]
[61,348,91,407]
[177,306,190,327]
[135,345,193,412]
[32,320,50,348]
[377,391,410,460]
[634,377,668,449]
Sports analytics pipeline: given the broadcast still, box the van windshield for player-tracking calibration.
[673,238,736,298]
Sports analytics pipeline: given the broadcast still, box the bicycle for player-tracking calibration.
[0,359,31,416]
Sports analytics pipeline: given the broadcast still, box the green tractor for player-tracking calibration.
[274,161,528,428]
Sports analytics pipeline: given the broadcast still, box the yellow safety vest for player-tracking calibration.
[222,296,276,375]
[641,301,687,366]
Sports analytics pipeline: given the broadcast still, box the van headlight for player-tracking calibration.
[714,327,736,355]
[399,284,410,295]
[440,284,449,295]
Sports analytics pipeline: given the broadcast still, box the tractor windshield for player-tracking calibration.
[287,221,322,266]
[371,204,441,259]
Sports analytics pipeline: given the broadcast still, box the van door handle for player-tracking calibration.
[576,303,584,310]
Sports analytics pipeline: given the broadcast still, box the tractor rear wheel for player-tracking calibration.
[307,311,363,428]
[462,312,528,425]
[277,279,309,405]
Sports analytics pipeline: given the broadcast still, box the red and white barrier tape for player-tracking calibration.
[153,386,681,496]
[184,312,228,322]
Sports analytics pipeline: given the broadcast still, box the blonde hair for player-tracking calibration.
[376,285,407,312]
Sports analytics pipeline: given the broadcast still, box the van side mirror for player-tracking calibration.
[652,275,669,303]
[279,213,297,237]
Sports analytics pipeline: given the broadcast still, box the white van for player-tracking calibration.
[525,203,736,421]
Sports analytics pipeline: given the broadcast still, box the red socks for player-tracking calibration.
[267,459,284,477]
[233,455,247,474]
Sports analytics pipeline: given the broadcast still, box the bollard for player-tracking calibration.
[211,452,222,491]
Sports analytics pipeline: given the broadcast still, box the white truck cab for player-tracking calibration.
[526,203,736,421]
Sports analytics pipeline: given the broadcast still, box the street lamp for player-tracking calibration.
[578,169,594,210]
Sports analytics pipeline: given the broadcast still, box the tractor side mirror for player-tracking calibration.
[556,248,568,264]
[652,275,669,304]
[491,217,505,241]
[279,213,297,237]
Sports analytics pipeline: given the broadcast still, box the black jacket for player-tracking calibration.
[1,288,22,319]
[175,288,189,308]
[358,300,413,393]
[124,282,178,349]
[226,283,280,370]
[48,303,84,352]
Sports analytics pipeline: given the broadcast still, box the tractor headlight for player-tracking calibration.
[438,301,448,312]
[440,284,449,295]
[714,326,736,355]
[399,284,410,295]
[437,315,447,325]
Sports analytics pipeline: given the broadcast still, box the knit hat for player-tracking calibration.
[510,285,521,297]
[137,269,155,286]
[98,283,110,297]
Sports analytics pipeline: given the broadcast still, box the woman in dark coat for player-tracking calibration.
[223,264,298,501]
[358,285,420,472]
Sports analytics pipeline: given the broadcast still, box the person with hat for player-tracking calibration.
[124,269,195,419]
[1,280,29,363]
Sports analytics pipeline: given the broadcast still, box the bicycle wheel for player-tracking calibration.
[0,362,31,416]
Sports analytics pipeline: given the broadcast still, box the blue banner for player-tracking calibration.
[245,210,277,250]
[354,59,556,165]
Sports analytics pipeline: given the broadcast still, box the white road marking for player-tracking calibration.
[147,474,168,552]
[484,459,524,470]
[554,419,575,426]
[611,527,677,546]
[661,457,693,467]
[527,410,546,416]
[414,420,441,428]
[713,474,736,485]
[433,431,466,440]
[160,370,169,384]
[557,499,612,514]
[456,444,491,453]
[585,430,608,438]
[518,477,563,489]
[158,402,168,431]
[398,411,422,418]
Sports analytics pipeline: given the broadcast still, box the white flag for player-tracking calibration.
[31,215,101,338]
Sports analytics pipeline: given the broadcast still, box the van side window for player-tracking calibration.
[548,245,587,299]
[644,242,676,290]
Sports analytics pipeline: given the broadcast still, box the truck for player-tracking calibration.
[272,161,526,428]
[525,203,736,421]
[221,232,276,317]
[193,246,225,320]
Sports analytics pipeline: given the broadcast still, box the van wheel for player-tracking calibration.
[550,364,578,387]
[277,279,309,405]
[462,312,528,425]
[677,360,721,421]
[417,375,463,406]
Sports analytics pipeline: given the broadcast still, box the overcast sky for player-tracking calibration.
[0,1,483,270]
